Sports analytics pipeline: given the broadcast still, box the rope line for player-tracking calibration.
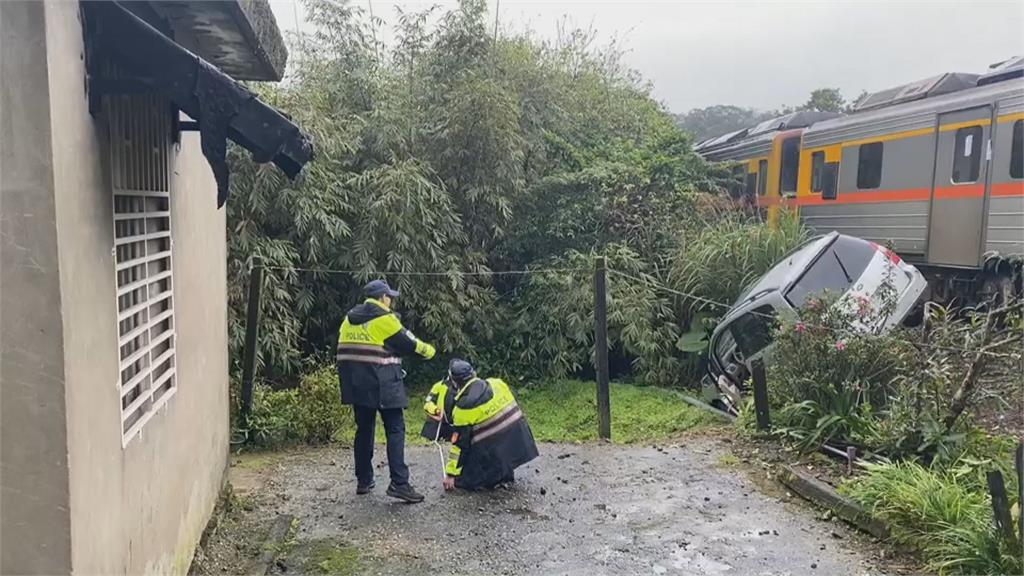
[252,262,1019,358]
[262,265,588,277]
[607,269,1021,358]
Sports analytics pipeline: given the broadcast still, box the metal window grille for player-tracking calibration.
[107,94,176,446]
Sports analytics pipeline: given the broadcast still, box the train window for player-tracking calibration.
[1011,120,1023,179]
[810,151,826,192]
[745,173,757,198]
[857,142,884,189]
[779,137,801,196]
[821,163,839,200]
[952,126,982,183]
[731,165,746,198]
[757,159,768,196]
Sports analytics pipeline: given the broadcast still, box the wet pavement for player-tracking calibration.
[237,437,884,575]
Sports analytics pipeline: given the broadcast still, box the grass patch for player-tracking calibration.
[514,380,716,443]
[369,379,715,445]
[843,460,1022,575]
[244,369,715,449]
[717,453,740,468]
[303,540,361,576]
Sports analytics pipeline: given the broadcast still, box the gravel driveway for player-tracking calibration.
[204,435,886,576]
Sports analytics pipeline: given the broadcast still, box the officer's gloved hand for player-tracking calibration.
[417,341,436,360]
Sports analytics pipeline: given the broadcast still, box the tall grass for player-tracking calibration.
[845,461,1022,575]
[668,210,808,311]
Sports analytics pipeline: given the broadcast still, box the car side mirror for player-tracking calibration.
[822,163,839,200]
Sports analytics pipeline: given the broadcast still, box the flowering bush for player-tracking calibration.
[769,293,913,416]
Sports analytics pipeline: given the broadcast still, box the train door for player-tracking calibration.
[926,106,992,267]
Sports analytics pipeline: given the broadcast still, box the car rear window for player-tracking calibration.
[785,236,877,309]
[728,305,777,358]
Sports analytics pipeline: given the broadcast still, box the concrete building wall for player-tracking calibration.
[0,2,73,574]
[1,2,230,573]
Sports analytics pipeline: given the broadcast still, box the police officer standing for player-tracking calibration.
[337,280,436,503]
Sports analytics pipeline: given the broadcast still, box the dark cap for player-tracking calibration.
[364,279,399,299]
[448,359,476,383]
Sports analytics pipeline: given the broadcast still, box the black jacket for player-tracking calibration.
[336,300,420,409]
[445,378,539,490]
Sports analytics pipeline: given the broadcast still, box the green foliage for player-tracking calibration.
[227,0,722,389]
[247,368,351,446]
[668,210,808,314]
[498,245,682,386]
[675,105,775,141]
[303,539,361,576]
[801,88,847,113]
[767,290,1023,461]
[515,380,716,443]
[878,301,1023,463]
[845,460,1022,575]
[675,87,858,140]
[768,294,914,448]
[244,374,714,449]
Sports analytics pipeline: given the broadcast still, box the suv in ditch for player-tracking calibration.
[702,231,927,411]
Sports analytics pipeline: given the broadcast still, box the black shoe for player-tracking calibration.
[386,483,425,503]
[356,480,375,495]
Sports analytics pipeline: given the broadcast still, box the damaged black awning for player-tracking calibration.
[83,1,314,207]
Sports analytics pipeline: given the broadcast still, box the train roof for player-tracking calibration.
[694,56,1024,161]
[851,72,979,113]
[804,76,1024,148]
[978,56,1024,86]
[695,110,840,160]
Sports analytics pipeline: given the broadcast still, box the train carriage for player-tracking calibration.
[696,58,1024,301]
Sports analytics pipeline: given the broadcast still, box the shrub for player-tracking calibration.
[878,301,1024,463]
[246,367,351,447]
[767,293,915,450]
[503,244,682,387]
[845,460,1021,575]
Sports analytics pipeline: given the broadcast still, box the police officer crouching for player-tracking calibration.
[337,280,436,503]
[433,360,539,491]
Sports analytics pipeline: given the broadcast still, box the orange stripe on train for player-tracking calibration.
[756,183,1024,207]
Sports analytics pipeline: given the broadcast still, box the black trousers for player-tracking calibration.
[353,405,409,487]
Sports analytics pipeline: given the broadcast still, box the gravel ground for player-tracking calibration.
[200,435,890,576]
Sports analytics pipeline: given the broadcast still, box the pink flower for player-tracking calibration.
[835,340,847,351]
[795,322,806,334]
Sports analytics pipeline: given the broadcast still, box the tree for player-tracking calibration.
[226,0,724,387]
[675,105,774,141]
[801,87,846,113]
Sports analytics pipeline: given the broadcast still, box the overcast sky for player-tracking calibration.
[269,1,1024,114]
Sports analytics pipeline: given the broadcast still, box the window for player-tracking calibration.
[1011,120,1023,179]
[108,94,176,446]
[951,126,982,183]
[757,159,768,196]
[728,305,777,359]
[810,151,826,192]
[785,235,877,309]
[821,162,840,200]
[745,173,757,198]
[779,137,801,196]
[857,142,884,189]
[730,165,746,198]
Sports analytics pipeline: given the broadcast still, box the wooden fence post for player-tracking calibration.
[987,470,1017,549]
[751,359,771,431]
[239,256,264,437]
[594,256,611,440]
[1016,442,1023,541]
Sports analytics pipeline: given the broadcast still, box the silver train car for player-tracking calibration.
[696,58,1024,302]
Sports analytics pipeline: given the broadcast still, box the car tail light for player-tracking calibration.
[869,241,902,265]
